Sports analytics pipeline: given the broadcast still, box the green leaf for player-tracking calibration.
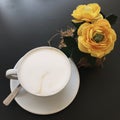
[63,36,77,48]
[72,21,84,28]
[72,47,84,63]
[62,36,78,58]
[60,47,72,58]
[106,14,117,25]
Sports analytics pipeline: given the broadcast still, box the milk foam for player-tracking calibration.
[18,47,71,96]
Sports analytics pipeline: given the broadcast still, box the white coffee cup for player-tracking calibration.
[6,46,71,97]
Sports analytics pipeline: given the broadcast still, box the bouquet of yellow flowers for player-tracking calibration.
[49,3,117,68]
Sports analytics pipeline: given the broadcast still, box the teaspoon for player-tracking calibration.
[3,84,22,106]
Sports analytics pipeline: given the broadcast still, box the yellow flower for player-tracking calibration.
[71,3,103,23]
[77,19,117,58]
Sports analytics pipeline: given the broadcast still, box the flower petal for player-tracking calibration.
[78,36,89,53]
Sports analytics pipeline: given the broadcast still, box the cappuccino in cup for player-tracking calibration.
[6,47,71,96]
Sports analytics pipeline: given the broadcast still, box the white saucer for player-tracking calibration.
[10,58,80,115]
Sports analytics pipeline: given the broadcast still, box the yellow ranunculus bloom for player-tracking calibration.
[71,3,103,23]
[77,19,117,58]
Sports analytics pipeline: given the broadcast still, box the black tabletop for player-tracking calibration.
[0,0,120,120]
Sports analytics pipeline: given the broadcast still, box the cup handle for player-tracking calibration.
[6,69,18,79]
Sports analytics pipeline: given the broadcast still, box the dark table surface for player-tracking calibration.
[0,0,120,120]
